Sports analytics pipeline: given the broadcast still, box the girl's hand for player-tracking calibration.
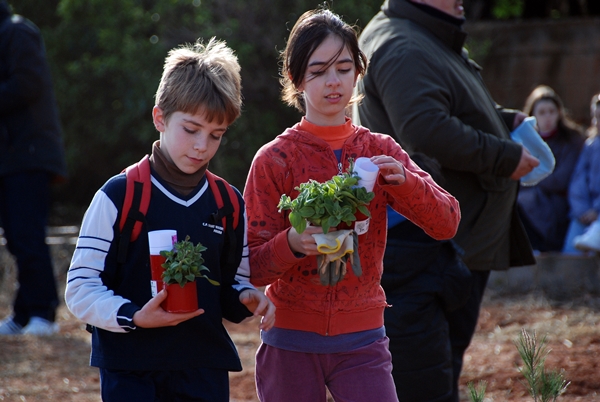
[287,225,328,256]
[239,289,276,331]
[132,289,204,328]
[370,155,406,185]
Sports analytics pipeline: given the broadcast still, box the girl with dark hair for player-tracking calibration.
[243,8,460,402]
[517,85,585,252]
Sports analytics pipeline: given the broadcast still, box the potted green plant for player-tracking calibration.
[160,235,219,313]
[277,159,375,234]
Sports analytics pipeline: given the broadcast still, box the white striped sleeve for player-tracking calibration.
[64,189,132,333]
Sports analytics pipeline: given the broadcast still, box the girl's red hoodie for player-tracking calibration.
[244,122,460,336]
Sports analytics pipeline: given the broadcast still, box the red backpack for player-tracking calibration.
[116,155,240,266]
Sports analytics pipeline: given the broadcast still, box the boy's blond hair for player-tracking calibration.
[155,37,242,125]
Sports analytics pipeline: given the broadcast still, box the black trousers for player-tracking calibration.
[445,269,490,402]
[0,171,58,326]
[99,367,230,402]
[382,235,475,402]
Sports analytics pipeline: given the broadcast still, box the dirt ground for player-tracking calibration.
[1,254,599,401]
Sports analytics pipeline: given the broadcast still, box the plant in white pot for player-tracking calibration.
[277,159,375,234]
[277,160,375,285]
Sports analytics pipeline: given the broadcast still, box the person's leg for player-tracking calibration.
[444,270,490,402]
[0,172,58,326]
[255,343,328,402]
[100,367,229,402]
[326,337,398,402]
[562,218,588,254]
[167,367,229,402]
[381,238,457,401]
[385,291,453,402]
[99,369,157,402]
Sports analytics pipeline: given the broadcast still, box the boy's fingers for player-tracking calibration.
[145,289,168,309]
[154,289,168,302]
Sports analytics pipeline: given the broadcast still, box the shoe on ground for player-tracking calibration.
[0,316,24,335]
[574,221,600,252]
[22,317,59,336]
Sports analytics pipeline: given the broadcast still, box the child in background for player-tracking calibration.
[243,9,460,402]
[564,93,600,253]
[517,85,585,252]
[65,38,275,402]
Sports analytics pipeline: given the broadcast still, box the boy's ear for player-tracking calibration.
[152,106,165,132]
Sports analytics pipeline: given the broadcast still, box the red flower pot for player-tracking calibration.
[162,281,198,313]
[149,254,166,296]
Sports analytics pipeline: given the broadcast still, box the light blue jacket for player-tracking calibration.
[568,136,600,220]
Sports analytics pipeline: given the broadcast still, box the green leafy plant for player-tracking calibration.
[515,329,570,402]
[467,380,487,402]
[160,235,219,288]
[277,159,375,234]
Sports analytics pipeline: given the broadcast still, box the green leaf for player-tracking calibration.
[289,211,303,229]
[357,205,371,217]
[299,206,315,218]
[296,218,307,234]
[321,219,331,234]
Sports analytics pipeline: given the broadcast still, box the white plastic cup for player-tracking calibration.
[148,230,177,296]
[354,157,379,192]
[148,230,177,255]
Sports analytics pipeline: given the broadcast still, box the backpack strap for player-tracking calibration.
[206,170,239,230]
[206,170,240,267]
[117,155,152,264]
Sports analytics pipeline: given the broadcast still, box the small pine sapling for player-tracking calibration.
[515,329,570,402]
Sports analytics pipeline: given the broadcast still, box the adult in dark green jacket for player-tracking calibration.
[0,1,67,336]
[354,0,538,401]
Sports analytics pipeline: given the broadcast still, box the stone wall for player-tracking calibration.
[488,253,600,300]
[465,17,600,125]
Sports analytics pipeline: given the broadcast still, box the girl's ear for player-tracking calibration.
[152,106,166,132]
[290,73,304,92]
[353,71,359,88]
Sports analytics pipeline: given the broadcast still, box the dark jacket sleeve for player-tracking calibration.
[365,46,522,179]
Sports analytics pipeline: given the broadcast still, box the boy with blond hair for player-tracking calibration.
[65,38,274,401]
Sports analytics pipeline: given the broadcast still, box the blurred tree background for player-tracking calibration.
[8,0,600,224]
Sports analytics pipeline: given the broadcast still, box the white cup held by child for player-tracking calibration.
[353,157,379,235]
[148,230,177,296]
[354,157,379,192]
